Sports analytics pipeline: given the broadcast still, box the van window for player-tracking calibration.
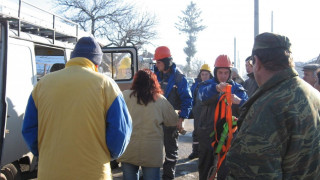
[99,52,133,81]
[34,45,65,80]
[36,56,65,79]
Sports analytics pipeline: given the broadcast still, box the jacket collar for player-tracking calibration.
[65,57,98,72]
[163,63,177,76]
[238,68,298,128]
[257,68,298,94]
[247,72,254,78]
[156,62,177,81]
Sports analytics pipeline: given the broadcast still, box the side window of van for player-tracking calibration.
[35,46,66,80]
[99,52,133,81]
[36,56,65,79]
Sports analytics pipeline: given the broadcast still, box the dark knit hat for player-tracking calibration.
[253,32,291,52]
[71,37,103,65]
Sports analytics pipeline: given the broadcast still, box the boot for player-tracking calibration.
[188,143,199,159]
[188,152,199,159]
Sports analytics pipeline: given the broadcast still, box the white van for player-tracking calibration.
[0,1,137,179]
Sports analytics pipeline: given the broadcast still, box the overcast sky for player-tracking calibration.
[26,0,320,75]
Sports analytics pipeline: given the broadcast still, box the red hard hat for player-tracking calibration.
[154,46,171,60]
[214,55,233,68]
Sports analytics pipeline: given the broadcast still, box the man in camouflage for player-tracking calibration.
[226,32,320,179]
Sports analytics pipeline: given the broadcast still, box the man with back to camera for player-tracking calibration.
[153,46,192,180]
[22,36,132,180]
[226,32,320,179]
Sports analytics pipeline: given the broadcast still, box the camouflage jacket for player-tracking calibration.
[226,68,320,179]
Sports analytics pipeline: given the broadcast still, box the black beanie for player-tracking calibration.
[71,37,103,65]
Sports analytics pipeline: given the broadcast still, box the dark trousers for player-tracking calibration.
[198,127,230,180]
[192,116,199,154]
[198,127,215,180]
[162,126,179,180]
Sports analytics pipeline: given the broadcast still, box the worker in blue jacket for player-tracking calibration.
[188,64,213,160]
[197,55,248,180]
[153,46,192,180]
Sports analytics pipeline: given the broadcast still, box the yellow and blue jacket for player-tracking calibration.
[22,57,132,179]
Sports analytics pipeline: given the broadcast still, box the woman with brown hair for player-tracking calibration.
[118,69,178,180]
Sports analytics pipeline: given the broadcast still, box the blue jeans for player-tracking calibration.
[122,162,160,180]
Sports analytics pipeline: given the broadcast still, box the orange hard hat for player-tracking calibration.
[214,55,233,68]
[154,46,171,60]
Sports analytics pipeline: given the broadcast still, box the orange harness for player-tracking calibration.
[209,84,237,180]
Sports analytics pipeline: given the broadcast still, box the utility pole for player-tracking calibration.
[271,11,273,32]
[237,51,240,75]
[254,0,259,38]
[234,37,237,67]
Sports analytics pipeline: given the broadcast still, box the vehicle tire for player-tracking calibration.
[0,162,21,180]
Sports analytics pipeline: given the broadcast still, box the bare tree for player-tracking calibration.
[191,58,205,77]
[104,12,158,49]
[54,0,157,48]
[178,58,205,77]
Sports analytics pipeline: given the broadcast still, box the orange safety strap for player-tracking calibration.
[213,94,226,146]
[225,85,233,151]
[210,84,234,180]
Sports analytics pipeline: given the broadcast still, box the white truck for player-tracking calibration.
[0,0,138,179]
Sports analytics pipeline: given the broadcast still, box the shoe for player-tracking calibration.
[188,152,199,159]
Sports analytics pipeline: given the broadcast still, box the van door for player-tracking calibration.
[0,35,37,166]
[0,21,8,164]
[100,47,138,91]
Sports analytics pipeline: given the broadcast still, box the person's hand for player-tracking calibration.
[177,118,185,133]
[231,94,241,104]
[216,82,228,92]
